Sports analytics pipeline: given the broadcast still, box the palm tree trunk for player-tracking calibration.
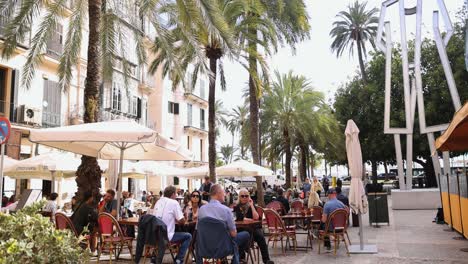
[208,57,217,183]
[247,26,264,206]
[310,152,315,178]
[284,128,292,189]
[357,40,367,83]
[75,0,102,204]
[299,144,307,181]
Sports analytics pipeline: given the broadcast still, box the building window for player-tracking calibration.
[187,136,191,150]
[42,79,61,127]
[129,95,138,116]
[200,79,205,99]
[200,109,205,130]
[46,23,63,60]
[187,103,192,126]
[168,101,179,115]
[200,139,203,162]
[111,83,122,111]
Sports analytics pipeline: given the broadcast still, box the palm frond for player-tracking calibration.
[21,0,66,89]
[58,0,85,91]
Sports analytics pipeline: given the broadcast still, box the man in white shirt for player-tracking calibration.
[151,186,191,264]
[43,192,59,222]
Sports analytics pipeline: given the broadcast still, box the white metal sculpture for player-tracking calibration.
[376,0,462,190]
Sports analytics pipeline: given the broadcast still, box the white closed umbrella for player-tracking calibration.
[345,120,376,254]
[29,120,193,217]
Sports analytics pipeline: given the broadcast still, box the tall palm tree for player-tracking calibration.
[263,71,326,188]
[240,0,310,206]
[330,1,378,83]
[225,105,249,158]
[0,0,226,201]
[151,0,268,183]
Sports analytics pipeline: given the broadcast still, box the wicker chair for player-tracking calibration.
[264,208,296,255]
[265,201,285,215]
[97,213,134,263]
[317,209,350,256]
[55,212,90,249]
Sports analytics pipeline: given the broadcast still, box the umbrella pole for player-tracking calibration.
[116,148,125,219]
[51,171,56,193]
[359,213,364,250]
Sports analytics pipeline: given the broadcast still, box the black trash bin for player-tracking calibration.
[352,212,359,227]
[368,192,390,226]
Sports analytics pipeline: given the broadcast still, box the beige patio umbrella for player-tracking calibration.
[345,120,376,254]
[178,166,209,179]
[29,120,193,217]
[217,160,274,178]
[4,152,83,192]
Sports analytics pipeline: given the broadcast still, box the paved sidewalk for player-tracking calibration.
[92,198,468,263]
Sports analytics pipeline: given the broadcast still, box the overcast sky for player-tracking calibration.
[216,0,465,150]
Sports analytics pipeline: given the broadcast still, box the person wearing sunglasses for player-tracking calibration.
[183,190,206,222]
[233,189,274,264]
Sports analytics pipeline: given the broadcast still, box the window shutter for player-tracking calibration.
[168,101,172,113]
[137,97,142,118]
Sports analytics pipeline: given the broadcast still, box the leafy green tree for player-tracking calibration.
[330,1,378,83]
[334,19,468,186]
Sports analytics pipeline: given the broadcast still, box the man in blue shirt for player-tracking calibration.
[198,184,250,263]
[321,188,346,251]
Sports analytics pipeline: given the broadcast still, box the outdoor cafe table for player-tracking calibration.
[281,214,314,251]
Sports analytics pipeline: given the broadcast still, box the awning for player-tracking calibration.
[436,102,468,152]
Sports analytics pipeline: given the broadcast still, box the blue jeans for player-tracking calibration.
[171,232,192,263]
[235,231,250,260]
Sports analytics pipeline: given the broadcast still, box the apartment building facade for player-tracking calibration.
[0,0,207,198]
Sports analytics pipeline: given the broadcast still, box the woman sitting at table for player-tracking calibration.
[183,190,206,222]
[233,189,274,264]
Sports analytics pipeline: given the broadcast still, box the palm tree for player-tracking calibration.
[225,105,249,158]
[150,0,270,183]
[239,0,310,206]
[330,1,379,83]
[219,144,236,164]
[0,0,226,201]
[263,71,327,188]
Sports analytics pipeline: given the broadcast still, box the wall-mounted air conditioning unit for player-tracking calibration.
[16,105,41,125]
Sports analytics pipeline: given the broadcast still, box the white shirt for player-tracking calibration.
[150,197,184,240]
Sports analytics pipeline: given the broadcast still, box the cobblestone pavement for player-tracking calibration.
[91,198,468,264]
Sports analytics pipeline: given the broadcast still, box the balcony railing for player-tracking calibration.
[184,90,208,106]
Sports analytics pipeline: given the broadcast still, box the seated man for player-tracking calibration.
[98,189,118,217]
[71,191,98,251]
[336,187,349,207]
[234,189,273,264]
[275,189,290,213]
[151,186,191,264]
[321,188,346,251]
[198,184,250,263]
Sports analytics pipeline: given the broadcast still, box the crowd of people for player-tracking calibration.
[1,174,350,263]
